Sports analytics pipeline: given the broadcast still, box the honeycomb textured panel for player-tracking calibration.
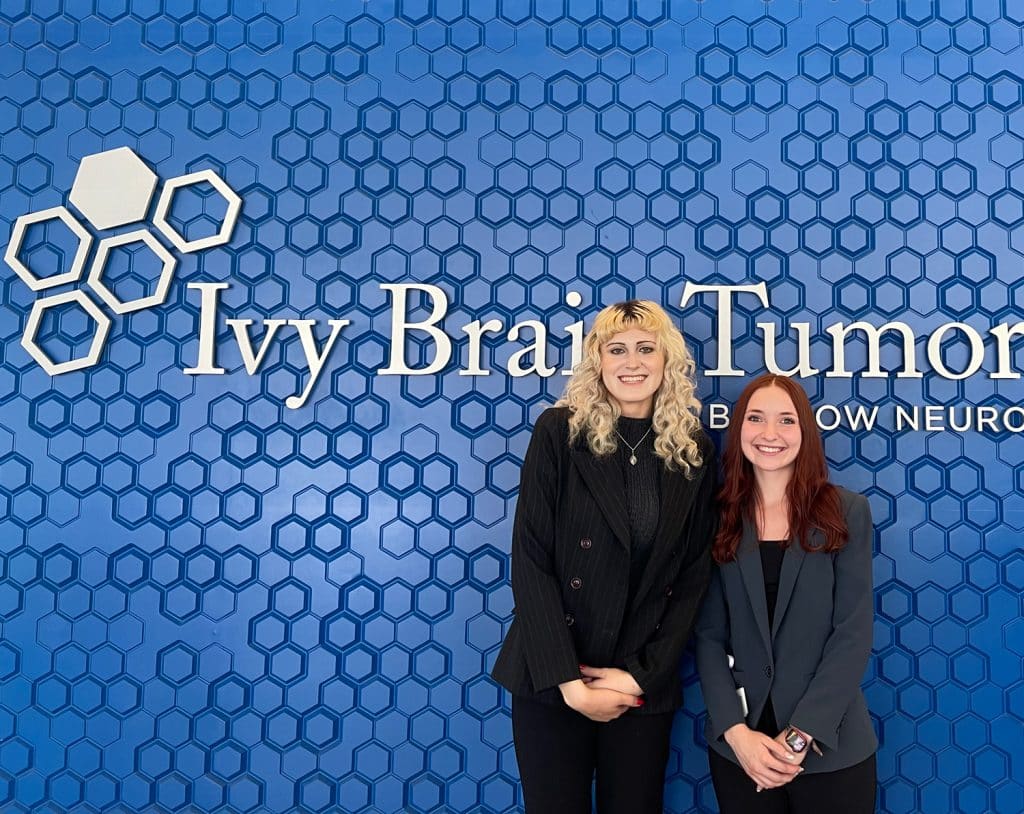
[0,1,1023,812]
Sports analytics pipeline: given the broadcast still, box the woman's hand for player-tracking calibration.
[578,665,643,696]
[723,724,803,790]
[559,679,642,722]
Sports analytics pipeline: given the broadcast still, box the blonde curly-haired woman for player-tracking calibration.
[492,300,718,813]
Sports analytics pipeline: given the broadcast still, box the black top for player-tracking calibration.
[756,539,787,734]
[760,539,786,629]
[617,416,660,600]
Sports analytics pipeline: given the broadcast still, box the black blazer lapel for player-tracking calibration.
[570,447,631,550]
[629,462,705,610]
[737,522,773,656]
[771,540,807,640]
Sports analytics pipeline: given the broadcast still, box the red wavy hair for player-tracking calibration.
[713,374,848,563]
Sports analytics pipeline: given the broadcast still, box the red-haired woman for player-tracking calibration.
[695,374,877,814]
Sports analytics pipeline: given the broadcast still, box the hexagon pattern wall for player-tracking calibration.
[1,1,1023,812]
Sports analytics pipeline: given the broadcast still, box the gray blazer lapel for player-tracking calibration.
[771,541,807,640]
[570,447,631,550]
[736,523,772,656]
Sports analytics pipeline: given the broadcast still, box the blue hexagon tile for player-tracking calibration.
[1,1,1023,812]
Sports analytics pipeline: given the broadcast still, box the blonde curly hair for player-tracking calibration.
[556,300,704,476]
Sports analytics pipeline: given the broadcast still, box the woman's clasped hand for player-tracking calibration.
[559,667,644,723]
[724,724,805,790]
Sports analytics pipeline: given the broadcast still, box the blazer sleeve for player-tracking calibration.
[789,492,874,751]
[623,456,716,693]
[694,565,747,743]
[509,409,580,692]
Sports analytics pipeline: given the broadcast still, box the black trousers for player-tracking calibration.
[709,747,877,814]
[511,694,676,814]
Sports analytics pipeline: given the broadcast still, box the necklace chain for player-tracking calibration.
[616,426,653,466]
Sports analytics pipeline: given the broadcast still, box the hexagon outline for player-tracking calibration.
[4,207,93,292]
[87,230,177,315]
[152,170,242,252]
[22,290,111,375]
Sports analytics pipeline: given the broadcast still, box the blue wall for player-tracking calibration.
[1,1,1023,811]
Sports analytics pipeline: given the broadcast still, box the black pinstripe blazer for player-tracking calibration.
[492,407,717,714]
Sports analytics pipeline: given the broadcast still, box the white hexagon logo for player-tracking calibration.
[4,206,92,291]
[153,169,242,252]
[22,290,112,375]
[87,230,177,315]
[69,147,158,230]
[6,150,244,375]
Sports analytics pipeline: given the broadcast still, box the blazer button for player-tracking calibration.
[764,666,772,678]
[565,613,575,626]
[579,538,592,549]
[570,577,583,590]
[664,586,673,597]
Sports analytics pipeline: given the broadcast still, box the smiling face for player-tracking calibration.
[600,329,664,418]
[740,385,803,480]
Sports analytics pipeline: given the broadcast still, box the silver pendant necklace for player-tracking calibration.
[616,426,653,466]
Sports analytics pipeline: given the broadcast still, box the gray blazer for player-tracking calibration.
[694,487,877,773]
